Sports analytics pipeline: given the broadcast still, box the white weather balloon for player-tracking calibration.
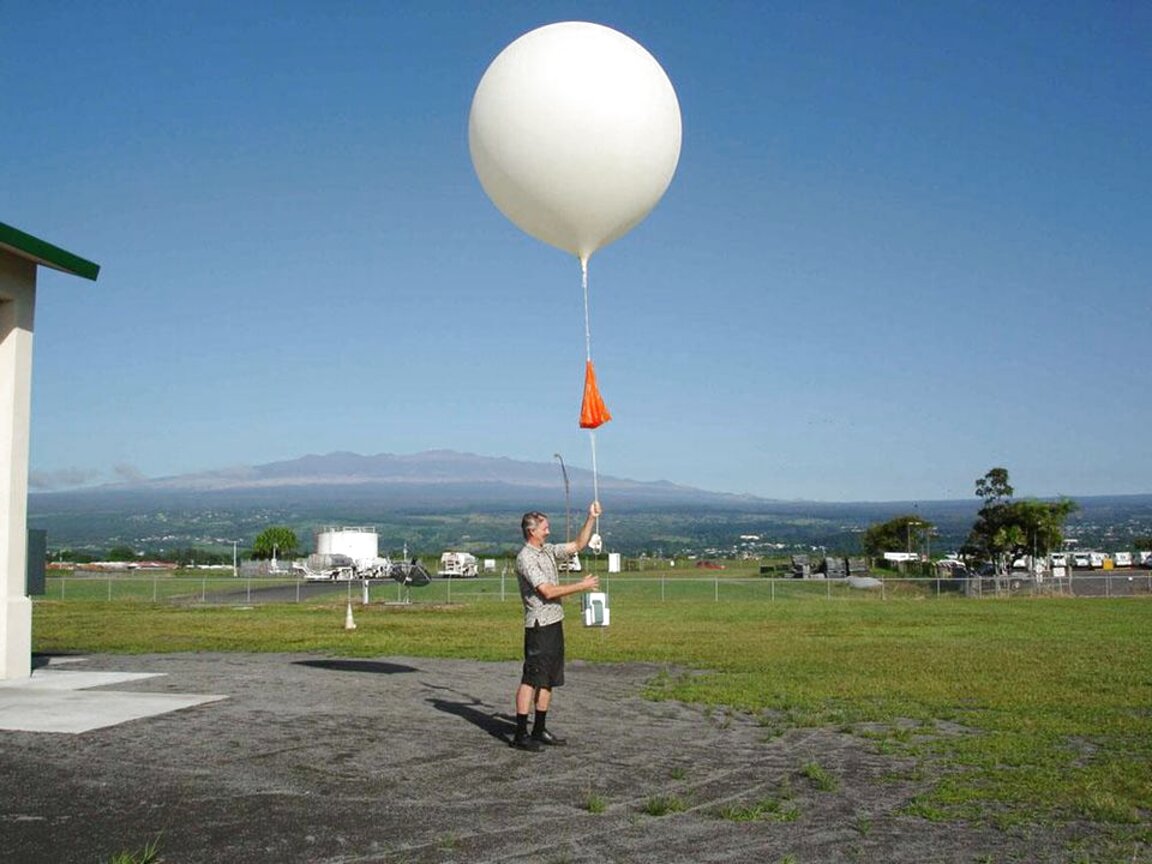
[469,21,682,262]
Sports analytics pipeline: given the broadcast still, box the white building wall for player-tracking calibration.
[0,253,36,679]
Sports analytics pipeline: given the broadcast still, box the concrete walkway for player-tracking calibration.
[0,658,225,733]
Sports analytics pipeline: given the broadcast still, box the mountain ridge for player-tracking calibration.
[27,450,1152,554]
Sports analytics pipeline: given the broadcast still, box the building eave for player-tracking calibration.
[0,221,100,281]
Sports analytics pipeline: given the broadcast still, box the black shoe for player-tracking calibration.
[532,729,567,746]
[510,733,542,752]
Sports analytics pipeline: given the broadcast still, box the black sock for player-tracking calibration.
[532,710,547,737]
[516,713,529,737]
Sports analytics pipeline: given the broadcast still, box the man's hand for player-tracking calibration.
[588,500,602,519]
[583,574,600,592]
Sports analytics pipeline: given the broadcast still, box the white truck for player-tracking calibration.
[438,551,478,578]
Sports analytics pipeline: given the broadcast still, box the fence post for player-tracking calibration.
[714,575,719,602]
[153,572,158,602]
[107,577,112,601]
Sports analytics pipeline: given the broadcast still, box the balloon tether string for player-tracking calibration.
[582,257,593,363]
[581,256,601,538]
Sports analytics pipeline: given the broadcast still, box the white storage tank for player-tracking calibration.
[316,527,379,562]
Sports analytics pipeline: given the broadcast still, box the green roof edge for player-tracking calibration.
[0,221,100,281]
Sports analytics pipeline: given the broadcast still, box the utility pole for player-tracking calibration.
[554,453,572,543]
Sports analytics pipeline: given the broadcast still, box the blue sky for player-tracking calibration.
[4,1,1149,502]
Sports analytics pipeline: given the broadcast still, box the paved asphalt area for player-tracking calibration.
[0,652,1082,863]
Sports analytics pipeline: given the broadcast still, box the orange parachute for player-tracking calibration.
[579,359,612,429]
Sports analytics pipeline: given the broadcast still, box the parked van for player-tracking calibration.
[1113,551,1133,568]
[437,551,478,578]
[1071,552,1092,569]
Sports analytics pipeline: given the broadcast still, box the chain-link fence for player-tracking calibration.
[37,568,1152,606]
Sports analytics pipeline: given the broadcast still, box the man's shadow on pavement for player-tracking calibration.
[294,659,419,675]
[424,682,516,743]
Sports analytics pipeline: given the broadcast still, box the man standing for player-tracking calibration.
[512,500,601,751]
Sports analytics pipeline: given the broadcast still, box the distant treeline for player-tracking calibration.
[29,492,1152,559]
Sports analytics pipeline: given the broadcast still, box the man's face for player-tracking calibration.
[529,517,550,545]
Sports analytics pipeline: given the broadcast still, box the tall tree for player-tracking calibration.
[251,527,299,561]
[964,468,1077,573]
[975,467,1013,507]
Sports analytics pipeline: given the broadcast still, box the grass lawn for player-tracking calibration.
[32,588,1152,853]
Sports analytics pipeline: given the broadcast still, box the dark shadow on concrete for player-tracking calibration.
[428,697,516,742]
[294,659,419,675]
[31,652,85,670]
[422,680,516,741]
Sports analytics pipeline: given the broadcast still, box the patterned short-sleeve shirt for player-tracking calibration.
[516,542,570,628]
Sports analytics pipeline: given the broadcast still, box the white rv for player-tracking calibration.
[438,552,478,578]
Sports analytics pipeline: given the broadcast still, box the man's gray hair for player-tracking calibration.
[521,511,547,540]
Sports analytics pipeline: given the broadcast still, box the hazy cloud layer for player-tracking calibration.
[112,463,147,483]
[29,463,150,491]
[28,468,103,491]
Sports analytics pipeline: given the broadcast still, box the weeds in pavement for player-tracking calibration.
[800,760,839,792]
[643,794,687,816]
[107,836,160,864]
[584,791,607,814]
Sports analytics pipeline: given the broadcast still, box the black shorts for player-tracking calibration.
[521,620,565,689]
